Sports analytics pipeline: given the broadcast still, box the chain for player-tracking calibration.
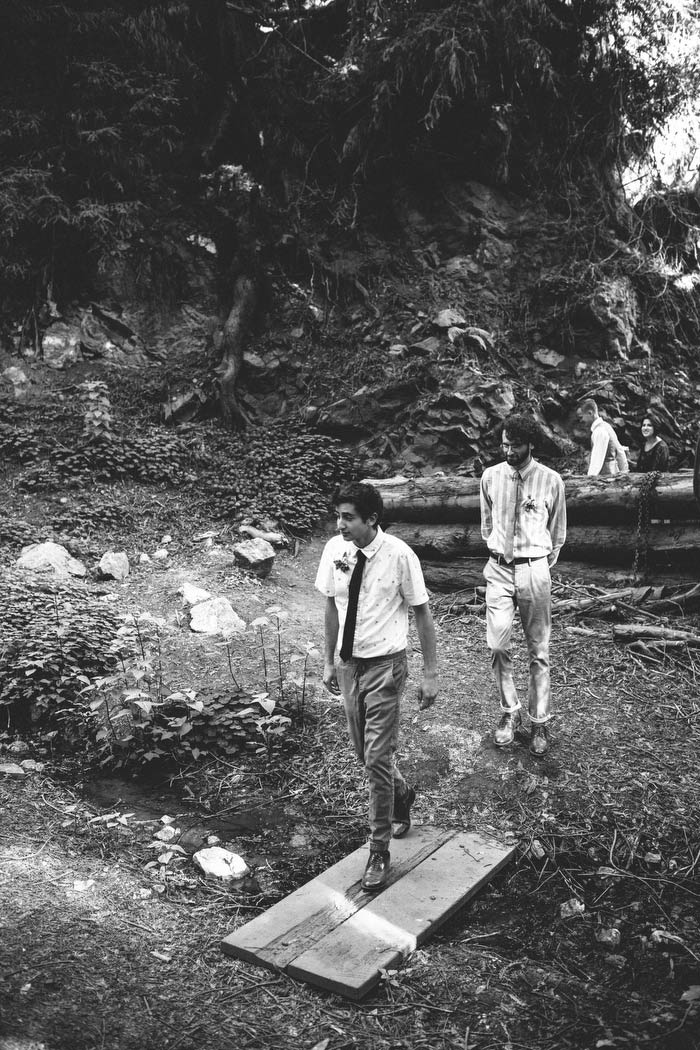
[632,471,660,580]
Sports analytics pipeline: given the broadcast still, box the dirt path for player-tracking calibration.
[2,532,700,1050]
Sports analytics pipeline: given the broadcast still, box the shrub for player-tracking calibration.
[0,574,122,736]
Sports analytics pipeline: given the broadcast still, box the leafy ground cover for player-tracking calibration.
[1,377,699,1049]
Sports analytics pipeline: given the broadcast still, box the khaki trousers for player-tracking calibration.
[483,557,552,722]
[337,651,409,850]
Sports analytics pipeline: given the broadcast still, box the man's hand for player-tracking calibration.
[323,660,340,696]
[417,672,438,710]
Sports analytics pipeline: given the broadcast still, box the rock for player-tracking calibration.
[180,581,212,606]
[560,897,585,919]
[233,537,276,577]
[443,255,481,278]
[239,524,287,546]
[98,551,130,581]
[42,322,82,369]
[139,553,151,564]
[7,740,30,755]
[20,759,45,772]
[16,541,86,578]
[152,549,169,561]
[533,347,566,368]
[433,308,467,328]
[189,597,246,637]
[155,824,181,842]
[193,846,249,880]
[2,366,29,395]
[461,327,494,353]
[409,336,441,355]
[595,927,621,947]
[0,762,27,778]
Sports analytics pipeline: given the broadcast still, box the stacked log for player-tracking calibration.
[364,471,700,586]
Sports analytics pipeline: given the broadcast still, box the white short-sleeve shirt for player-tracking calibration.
[315,527,429,658]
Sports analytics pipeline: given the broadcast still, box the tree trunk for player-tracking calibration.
[387,520,700,564]
[368,471,699,524]
[215,273,256,428]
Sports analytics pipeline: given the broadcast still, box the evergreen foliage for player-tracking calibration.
[0,0,698,308]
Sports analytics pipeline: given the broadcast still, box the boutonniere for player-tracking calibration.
[523,497,537,512]
[334,553,351,573]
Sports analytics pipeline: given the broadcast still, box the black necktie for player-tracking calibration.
[339,550,366,661]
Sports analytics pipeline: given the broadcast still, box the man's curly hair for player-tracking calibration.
[501,412,542,447]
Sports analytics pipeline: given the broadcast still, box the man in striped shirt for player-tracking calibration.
[479,413,567,756]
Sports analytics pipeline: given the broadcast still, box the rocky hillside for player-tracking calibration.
[202,176,700,480]
[2,175,699,499]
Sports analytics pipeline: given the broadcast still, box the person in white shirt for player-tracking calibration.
[578,398,629,476]
[480,413,566,756]
[315,482,438,892]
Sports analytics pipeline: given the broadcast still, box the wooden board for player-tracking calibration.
[221,827,515,999]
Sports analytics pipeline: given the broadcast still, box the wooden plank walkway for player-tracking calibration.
[221,826,516,999]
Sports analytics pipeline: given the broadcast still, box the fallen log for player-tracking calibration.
[387,520,700,565]
[419,558,486,593]
[614,624,700,648]
[367,471,699,525]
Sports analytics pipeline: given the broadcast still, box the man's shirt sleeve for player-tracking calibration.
[587,424,608,475]
[548,473,567,565]
[480,472,493,543]
[314,541,336,597]
[399,546,430,607]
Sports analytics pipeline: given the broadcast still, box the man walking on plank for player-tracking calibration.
[480,413,566,756]
[315,482,439,892]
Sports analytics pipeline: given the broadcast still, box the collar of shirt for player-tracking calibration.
[350,526,384,561]
[509,457,537,482]
[591,417,604,433]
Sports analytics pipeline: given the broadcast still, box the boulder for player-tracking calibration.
[0,763,27,779]
[180,581,213,606]
[193,846,249,881]
[233,537,276,577]
[42,322,82,369]
[189,597,246,637]
[2,366,29,396]
[433,308,467,328]
[16,541,86,578]
[98,551,130,581]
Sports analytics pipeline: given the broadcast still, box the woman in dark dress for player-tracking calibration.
[634,415,670,472]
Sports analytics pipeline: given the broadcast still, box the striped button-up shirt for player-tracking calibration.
[480,457,567,565]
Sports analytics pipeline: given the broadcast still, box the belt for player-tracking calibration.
[490,553,546,566]
[341,649,406,666]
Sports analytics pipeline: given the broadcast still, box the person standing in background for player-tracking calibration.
[633,415,670,472]
[578,399,629,476]
[480,413,566,757]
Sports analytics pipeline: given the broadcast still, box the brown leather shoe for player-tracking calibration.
[361,849,390,892]
[530,725,549,756]
[494,709,521,746]
[392,786,416,839]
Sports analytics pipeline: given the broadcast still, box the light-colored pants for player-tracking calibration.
[483,557,552,723]
[337,651,409,850]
